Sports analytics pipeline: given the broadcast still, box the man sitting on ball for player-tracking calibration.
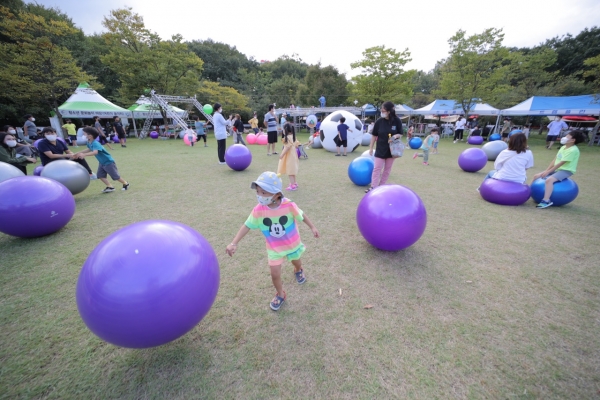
[37,128,96,179]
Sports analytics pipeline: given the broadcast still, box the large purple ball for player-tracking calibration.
[467,136,483,145]
[112,135,120,143]
[530,178,579,207]
[480,179,531,206]
[357,185,427,251]
[150,131,159,139]
[458,148,488,172]
[0,176,75,238]
[225,144,252,171]
[33,165,44,176]
[76,220,220,348]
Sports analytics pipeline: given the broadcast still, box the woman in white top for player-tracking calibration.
[453,116,466,143]
[212,102,232,164]
[482,133,534,185]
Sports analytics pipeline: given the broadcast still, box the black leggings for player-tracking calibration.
[198,134,206,143]
[75,158,93,174]
[454,129,464,140]
[217,139,226,162]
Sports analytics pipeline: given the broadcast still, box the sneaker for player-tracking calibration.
[102,187,115,193]
[204,144,208,147]
[285,184,297,191]
[342,154,347,156]
[536,200,553,209]
[218,161,226,165]
[89,173,97,180]
[413,152,418,159]
[267,153,272,156]
[273,152,278,155]
[121,145,126,148]
[122,182,130,191]
[335,154,341,156]
[295,269,306,285]
[423,162,429,165]
[453,140,457,143]
[270,291,286,311]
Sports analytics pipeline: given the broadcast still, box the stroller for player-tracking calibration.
[296,145,308,159]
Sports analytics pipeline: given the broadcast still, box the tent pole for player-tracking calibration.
[132,116,138,137]
[493,115,501,135]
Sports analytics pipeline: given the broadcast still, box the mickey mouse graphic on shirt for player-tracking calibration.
[263,216,288,238]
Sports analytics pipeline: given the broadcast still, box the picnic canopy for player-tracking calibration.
[395,104,414,115]
[58,82,133,119]
[501,94,600,116]
[362,104,377,116]
[128,96,188,119]
[413,100,499,116]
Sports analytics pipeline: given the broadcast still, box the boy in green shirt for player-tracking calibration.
[532,130,584,208]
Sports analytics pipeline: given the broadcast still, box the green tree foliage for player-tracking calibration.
[411,67,441,108]
[350,45,415,106]
[437,28,508,115]
[296,64,349,106]
[541,27,600,79]
[260,54,308,80]
[583,54,600,89]
[267,75,303,108]
[195,81,250,119]
[0,6,95,121]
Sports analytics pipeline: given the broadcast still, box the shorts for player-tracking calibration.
[546,135,558,142]
[253,128,259,134]
[501,132,509,138]
[334,137,347,147]
[267,131,278,144]
[97,162,121,180]
[433,141,438,148]
[547,170,573,181]
[268,244,305,267]
[117,131,126,139]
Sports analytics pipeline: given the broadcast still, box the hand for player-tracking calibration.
[311,227,320,238]
[540,171,550,178]
[369,149,373,156]
[226,243,237,256]
[279,155,284,160]
[532,173,541,181]
[26,157,37,163]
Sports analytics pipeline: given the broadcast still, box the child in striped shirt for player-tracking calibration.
[226,171,320,311]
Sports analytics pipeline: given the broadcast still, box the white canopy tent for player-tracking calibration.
[128,96,188,119]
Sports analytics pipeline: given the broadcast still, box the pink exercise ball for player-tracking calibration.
[247,133,257,144]
[257,135,268,145]
[183,131,197,146]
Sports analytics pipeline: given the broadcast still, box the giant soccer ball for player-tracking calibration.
[319,110,363,153]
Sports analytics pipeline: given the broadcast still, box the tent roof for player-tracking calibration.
[502,94,600,116]
[58,82,132,118]
[413,100,499,116]
[395,104,414,114]
[128,96,187,118]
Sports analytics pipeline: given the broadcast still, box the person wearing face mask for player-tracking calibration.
[2,125,37,159]
[37,127,96,178]
[211,103,232,164]
[226,171,320,311]
[23,114,38,141]
[232,114,247,146]
[532,130,585,209]
[0,132,38,174]
[366,101,404,193]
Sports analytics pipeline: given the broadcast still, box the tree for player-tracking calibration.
[0,6,96,122]
[437,28,508,116]
[267,75,303,108]
[195,81,250,119]
[583,54,600,89]
[260,54,308,80]
[541,27,600,79]
[296,64,349,106]
[101,8,204,124]
[350,45,415,106]
[410,68,440,108]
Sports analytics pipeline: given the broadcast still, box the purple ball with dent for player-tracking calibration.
[225,144,252,171]
[479,179,531,206]
[0,176,75,238]
[357,185,427,251]
[458,148,488,172]
[76,220,220,348]
[33,165,44,176]
[468,136,483,145]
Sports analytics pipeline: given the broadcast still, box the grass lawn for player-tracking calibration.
[1,132,599,399]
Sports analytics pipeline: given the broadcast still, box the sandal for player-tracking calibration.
[295,269,306,285]
[270,291,286,311]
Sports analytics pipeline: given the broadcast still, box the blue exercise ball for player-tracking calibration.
[530,178,579,207]
[509,129,522,137]
[348,157,374,186]
[489,133,501,141]
[409,137,422,149]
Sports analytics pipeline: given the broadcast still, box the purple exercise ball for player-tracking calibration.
[0,176,75,238]
[76,220,220,349]
[150,131,159,139]
[357,185,427,251]
[225,144,252,171]
[458,148,488,172]
[468,136,484,145]
[479,179,531,206]
[33,165,44,176]
[112,135,120,143]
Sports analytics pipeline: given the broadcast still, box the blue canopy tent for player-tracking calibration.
[361,104,378,116]
[501,94,600,116]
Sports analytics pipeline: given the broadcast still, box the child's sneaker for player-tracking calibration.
[295,269,306,285]
[423,162,429,165]
[89,173,97,180]
[122,182,130,191]
[536,199,553,209]
[102,187,115,193]
[270,291,286,311]
[412,152,418,159]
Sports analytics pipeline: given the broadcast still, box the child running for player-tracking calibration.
[76,127,130,193]
[431,129,440,154]
[412,127,438,165]
[226,171,320,311]
[193,116,207,147]
[278,116,301,190]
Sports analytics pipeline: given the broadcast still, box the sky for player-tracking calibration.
[36,0,600,77]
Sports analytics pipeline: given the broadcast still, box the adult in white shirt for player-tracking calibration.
[453,117,466,143]
[480,133,534,187]
[212,102,232,164]
[546,116,569,150]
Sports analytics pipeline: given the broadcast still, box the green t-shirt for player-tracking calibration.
[62,123,76,136]
[555,145,579,174]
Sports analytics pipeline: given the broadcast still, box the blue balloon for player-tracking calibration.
[409,137,422,149]
[489,133,502,141]
[530,178,579,207]
[348,157,374,186]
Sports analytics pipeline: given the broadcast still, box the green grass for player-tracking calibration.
[1,133,600,399]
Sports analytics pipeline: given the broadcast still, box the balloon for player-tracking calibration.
[203,104,213,115]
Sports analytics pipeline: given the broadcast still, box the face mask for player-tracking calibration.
[8,129,16,134]
[6,140,17,147]
[46,135,57,141]
[560,137,569,145]
[31,118,35,122]
[381,112,388,118]
[257,194,274,206]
